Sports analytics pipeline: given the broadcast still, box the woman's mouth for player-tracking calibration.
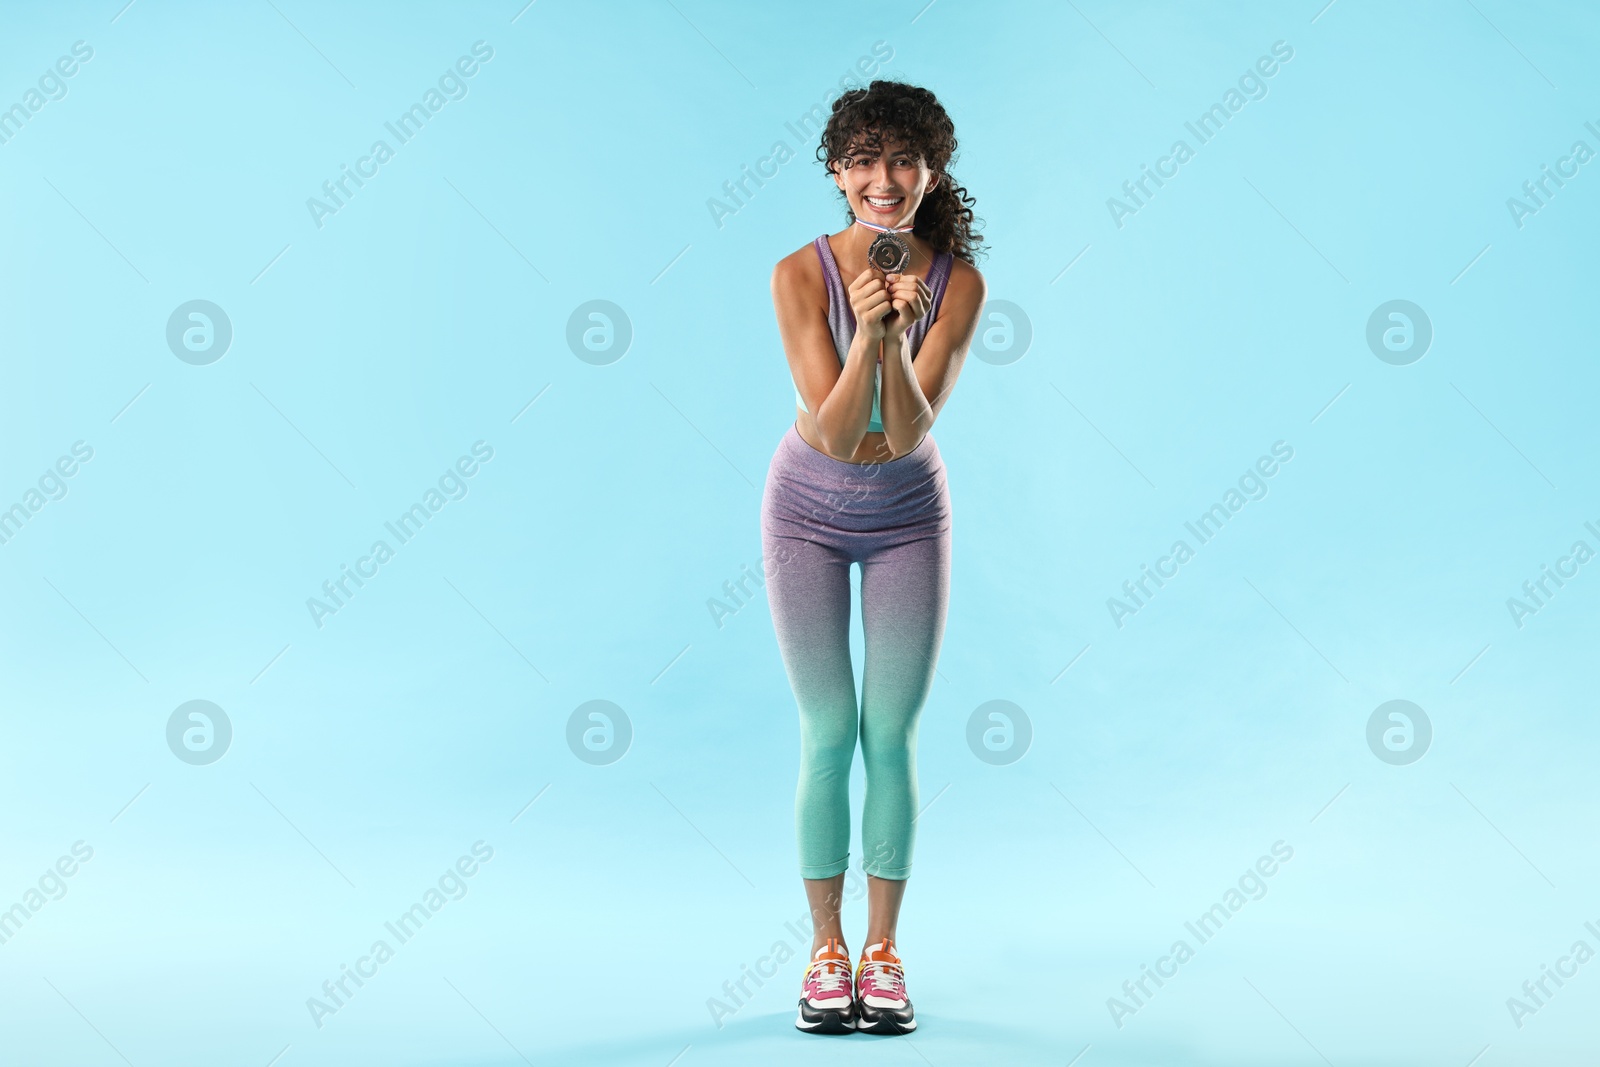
[863,194,904,214]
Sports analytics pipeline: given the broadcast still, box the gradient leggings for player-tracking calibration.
[761,423,951,881]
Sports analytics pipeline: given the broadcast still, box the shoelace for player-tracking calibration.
[805,957,851,994]
[858,956,906,997]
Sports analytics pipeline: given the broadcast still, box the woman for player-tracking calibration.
[762,80,986,1036]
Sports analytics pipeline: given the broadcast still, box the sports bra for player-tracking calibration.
[794,233,955,432]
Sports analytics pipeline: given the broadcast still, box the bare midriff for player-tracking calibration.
[794,403,900,465]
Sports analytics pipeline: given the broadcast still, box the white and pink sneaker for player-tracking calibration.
[795,937,856,1034]
[855,938,915,1034]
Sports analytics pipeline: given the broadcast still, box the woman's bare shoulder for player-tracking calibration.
[771,237,826,303]
[944,255,988,307]
[947,254,985,284]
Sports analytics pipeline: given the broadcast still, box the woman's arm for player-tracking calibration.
[771,252,895,460]
[876,260,988,456]
[813,328,883,460]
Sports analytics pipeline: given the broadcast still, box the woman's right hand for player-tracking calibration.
[847,268,895,341]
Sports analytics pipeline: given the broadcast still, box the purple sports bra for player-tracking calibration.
[794,233,955,432]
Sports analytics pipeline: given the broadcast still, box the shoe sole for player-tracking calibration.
[855,1004,916,1035]
[795,1002,856,1035]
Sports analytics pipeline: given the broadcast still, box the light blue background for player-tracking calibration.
[2,1,1597,1064]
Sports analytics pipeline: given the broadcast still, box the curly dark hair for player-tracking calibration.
[815,79,985,265]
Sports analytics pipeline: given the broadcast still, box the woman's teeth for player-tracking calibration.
[865,196,903,208]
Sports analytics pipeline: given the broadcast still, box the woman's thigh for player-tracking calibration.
[858,531,951,727]
[762,528,858,715]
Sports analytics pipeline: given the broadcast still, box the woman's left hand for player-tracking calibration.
[882,272,932,340]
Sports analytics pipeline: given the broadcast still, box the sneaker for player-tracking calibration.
[795,937,856,1034]
[854,938,915,1034]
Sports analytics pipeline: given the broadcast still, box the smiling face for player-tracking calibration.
[832,131,939,229]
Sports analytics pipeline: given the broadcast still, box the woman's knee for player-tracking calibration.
[799,725,857,775]
[859,713,919,756]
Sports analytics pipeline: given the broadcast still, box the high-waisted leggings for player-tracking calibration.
[761,422,952,881]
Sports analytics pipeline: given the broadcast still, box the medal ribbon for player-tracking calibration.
[853,217,913,235]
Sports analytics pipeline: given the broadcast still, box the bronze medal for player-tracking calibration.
[867,230,911,274]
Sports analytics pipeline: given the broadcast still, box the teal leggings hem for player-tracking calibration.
[862,859,911,880]
[800,857,851,880]
[798,858,914,881]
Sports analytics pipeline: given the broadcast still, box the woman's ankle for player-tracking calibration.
[811,933,848,955]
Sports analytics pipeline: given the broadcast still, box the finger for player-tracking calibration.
[858,289,892,314]
[892,284,926,312]
[858,287,888,312]
[850,291,884,316]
